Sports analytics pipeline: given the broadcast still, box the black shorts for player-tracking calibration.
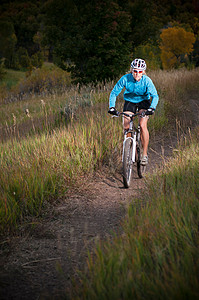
[123,100,150,113]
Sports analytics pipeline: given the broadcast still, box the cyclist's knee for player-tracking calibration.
[140,118,148,130]
[140,122,147,130]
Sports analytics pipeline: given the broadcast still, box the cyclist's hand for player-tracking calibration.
[145,108,155,115]
[108,107,119,116]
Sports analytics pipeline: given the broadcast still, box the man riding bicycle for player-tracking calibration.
[108,58,159,165]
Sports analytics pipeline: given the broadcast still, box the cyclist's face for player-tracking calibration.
[132,69,143,81]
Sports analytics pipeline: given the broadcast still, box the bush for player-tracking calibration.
[31,51,44,69]
[0,58,6,81]
[1,66,72,102]
[21,67,71,95]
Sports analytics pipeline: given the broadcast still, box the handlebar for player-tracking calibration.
[112,111,145,119]
[120,112,143,117]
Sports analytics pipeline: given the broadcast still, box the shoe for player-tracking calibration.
[141,155,148,165]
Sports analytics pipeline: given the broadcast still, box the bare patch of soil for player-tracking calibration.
[0,94,198,299]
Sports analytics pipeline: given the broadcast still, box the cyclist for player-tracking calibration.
[108,58,159,165]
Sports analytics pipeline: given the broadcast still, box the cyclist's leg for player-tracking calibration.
[139,112,149,157]
[123,101,137,132]
[123,111,131,131]
[138,100,150,158]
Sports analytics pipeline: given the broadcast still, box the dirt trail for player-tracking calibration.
[0,94,198,300]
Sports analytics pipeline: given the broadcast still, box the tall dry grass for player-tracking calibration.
[72,130,199,299]
[0,82,112,142]
[149,68,199,124]
[0,68,198,234]
[0,106,122,234]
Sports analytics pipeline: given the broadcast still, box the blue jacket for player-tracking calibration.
[109,73,159,109]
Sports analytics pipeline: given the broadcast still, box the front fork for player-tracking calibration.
[122,132,137,163]
[136,125,141,160]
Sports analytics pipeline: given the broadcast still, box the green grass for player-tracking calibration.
[0,68,26,90]
[72,133,199,299]
[0,62,60,90]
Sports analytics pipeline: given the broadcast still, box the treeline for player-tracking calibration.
[0,0,199,84]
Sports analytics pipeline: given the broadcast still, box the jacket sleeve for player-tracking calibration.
[109,76,126,108]
[147,78,159,109]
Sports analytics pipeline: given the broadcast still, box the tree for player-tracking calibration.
[15,47,31,69]
[192,35,199,67]
[0,1,43,63]
[0,58,6,81]
[42,0,79,67]
[133,43,161,70]
[0,21,17,68]
[160,27,196,69]
[127,0,163,48]
[43,0,132,84]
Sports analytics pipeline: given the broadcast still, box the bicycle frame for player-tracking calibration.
[112,110,146,187]
[122,112,141,163]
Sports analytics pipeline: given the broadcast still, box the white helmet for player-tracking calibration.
[131,58,146,71]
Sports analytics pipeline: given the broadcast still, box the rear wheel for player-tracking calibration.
[123,138,133,188]
[137,132,146,178]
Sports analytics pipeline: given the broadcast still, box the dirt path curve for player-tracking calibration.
[1,92,198,300]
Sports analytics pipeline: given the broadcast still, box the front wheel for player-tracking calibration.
[136,133,146,178]
[123,138,133,188]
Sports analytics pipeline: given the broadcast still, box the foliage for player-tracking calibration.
[0,1,45,70]
[128,0,162,48]
[133,43,161,70]
[0,68,25,91]
[160,27,196,69]
[43,0,132,84]
[0,20,17,68]
[192,35,199,67]
[30,51,44,69]
[0,1,42,55]
[1,0,199,80]
[0,66,71,104]
[15,47,31,69]
[21,67,71,95]
[0,58,6,81]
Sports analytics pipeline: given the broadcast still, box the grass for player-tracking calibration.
[72,131,199,299]
[1,67,199,141]
[148,68,199,123]
[0,68,26,90]
[0,67,198,298]
[0,82,111,142]
[0,105,123,234]
[0,62,62,90]
[0,68,198,235]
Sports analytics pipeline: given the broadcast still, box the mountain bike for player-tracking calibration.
[113,111,146,188]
